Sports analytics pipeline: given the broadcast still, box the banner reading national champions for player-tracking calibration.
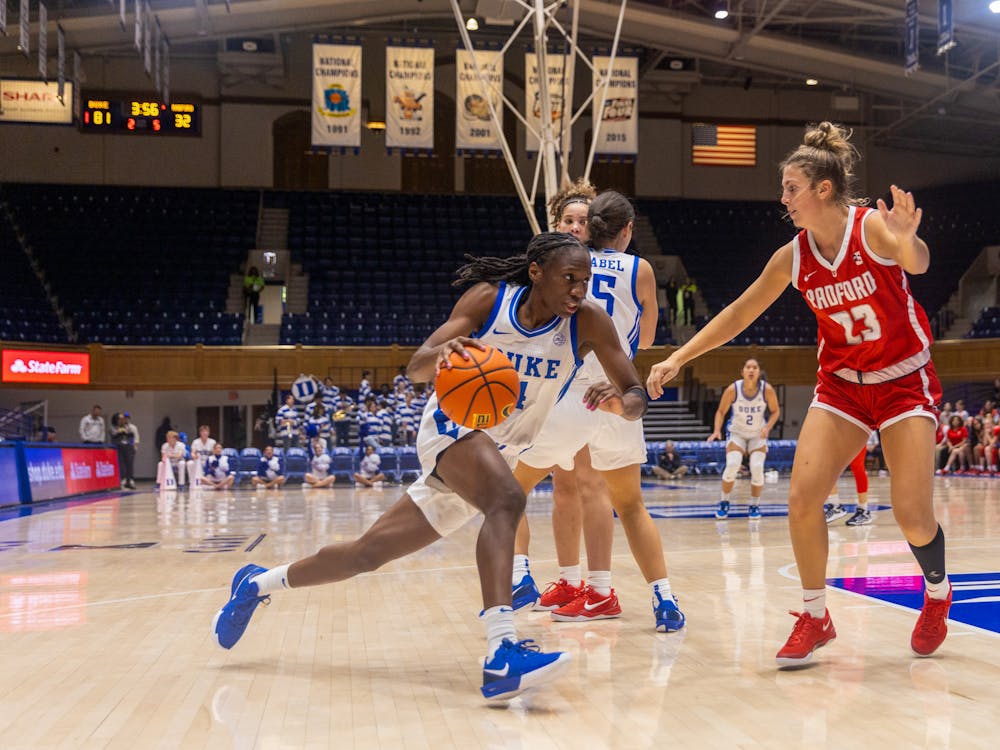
[312,39,362,151]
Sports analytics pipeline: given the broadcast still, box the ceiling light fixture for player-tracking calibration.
[990,1,1000,14]
[714,1,730,20]
[805,78,819,86]
[466,17,479,31]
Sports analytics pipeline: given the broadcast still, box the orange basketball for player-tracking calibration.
[435,345,521,430]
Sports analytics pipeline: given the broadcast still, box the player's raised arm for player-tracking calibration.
[407,283,496,381]
[646,243,793,399]
[575,300,647,421]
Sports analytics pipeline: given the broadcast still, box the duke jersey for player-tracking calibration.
[576,248,642,382]
[425,282,582,456]
[792,205,933,382]
[728,379,767,439]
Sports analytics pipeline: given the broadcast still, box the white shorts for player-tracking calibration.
[727,433,767,454]
[518,383,646,472]
[407,401,522,537]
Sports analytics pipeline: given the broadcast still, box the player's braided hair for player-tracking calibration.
[453,231,585,287]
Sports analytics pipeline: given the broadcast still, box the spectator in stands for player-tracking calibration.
[681,278,697,325]
[358,399,381,449]
[111,412,139,489]
[252,445,286,489]
[333,396,354,447]
[158,430,187,489]
[154,417,173,460]
[393,365,411,393]
[866,427,885,472]
[188,425,217,486]
[80,404,105,444]
[940,415,971,474]
[275,394,300,448]
[396,392,418,446]
[376,402,395,446]
[353,444,385,488]
[934,423,948,471]
[993,377,1000,404]
[665,278,679,325]
[202,444,235,491]
[306,398,332,442]
[938,402,953,427]
[954,399,969,423]
[244,266,265,323]
[358,370,373,403]
[321,377,341,414]
[984,422,1000,473]
[43,425,57,442]
[971,416,990,472]
[304,440,336,489]
[652,441,689,480]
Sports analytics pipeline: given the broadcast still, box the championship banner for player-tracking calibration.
[312,39,362,151]
[1,0,6,39]
[72,50,82,123]
[385,41,434,153]
[525,50,569,155]
[37,2,46,80]
[143,1,151,75]
[153,20,160,92]
[456,46,503,154]
[57,25,65,102]
[937,0,956,56]
[19,0,29,58]
[134,0,141,53]
[904,0,919,74]
[592,53,638,159]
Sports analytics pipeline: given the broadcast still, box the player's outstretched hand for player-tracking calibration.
[436,337,486,375]
[646,356,681,400]
[876,184,922,242]
[707,431,722,443]
[582,382,624,416]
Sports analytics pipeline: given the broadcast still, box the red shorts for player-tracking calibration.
[811,361,942,433]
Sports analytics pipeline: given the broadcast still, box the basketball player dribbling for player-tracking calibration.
[211,232,651,700]
[710,358,780,520]
[513,189,685,632]
[647,122,951,667]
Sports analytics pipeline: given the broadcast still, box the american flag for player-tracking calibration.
[692,124,756,166]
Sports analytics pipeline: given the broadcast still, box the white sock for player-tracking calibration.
[251,564,291,595]
[856,500,868,511]
[803,588,826,618]
[926,575,950,601]
[588,570,612,597]
[720,491,731,503]
[651,578,672,606]
[559,564,582,587]
[512,554,530,584]
[481,605,516,659]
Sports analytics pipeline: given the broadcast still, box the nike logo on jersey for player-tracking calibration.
[803,270,817,282]
[492,328,511,335]
[584,597,613,611]
[483,663,511,677]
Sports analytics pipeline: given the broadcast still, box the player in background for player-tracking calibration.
[824,446,872,526]
[709,358,781,520]
[513,188,684,632]
[188,425,217,487]
[211,233,650,701]
[647,122,950,667]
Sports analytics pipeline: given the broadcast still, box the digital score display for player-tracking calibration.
[80,98,201,136]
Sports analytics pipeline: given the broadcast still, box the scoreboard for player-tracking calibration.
[80,98,201,136]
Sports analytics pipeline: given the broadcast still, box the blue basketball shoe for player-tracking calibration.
[748,504,762,520]
[511,573,540,611]
[714,500,730,519]
[653,590,686,633]
[481,639,571,700]
[212,564,270,649]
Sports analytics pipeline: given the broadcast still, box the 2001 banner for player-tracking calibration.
[313,41,362,150]
[386,43,434,152]
[455,47,503,154]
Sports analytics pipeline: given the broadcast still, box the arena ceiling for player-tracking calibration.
[4,0,1000,156]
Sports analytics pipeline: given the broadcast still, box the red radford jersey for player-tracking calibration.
[791,205,933,382]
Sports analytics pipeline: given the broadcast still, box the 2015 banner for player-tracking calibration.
[592,53,638,159]
[386,42,434,153]
[525,51,570,155]
[312,40,362,150]
[456,47,503,154]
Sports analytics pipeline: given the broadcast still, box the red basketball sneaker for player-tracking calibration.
[775,609,836,668]
[551,586,622,622]
[911,585,952,657]
[533,579,585,612]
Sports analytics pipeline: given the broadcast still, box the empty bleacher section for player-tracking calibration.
[0,184,255,345]
[0,209,68,344]
[968,307,1000,339]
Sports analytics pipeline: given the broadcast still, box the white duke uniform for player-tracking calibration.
[727,379,768,453]
[519,248,646,471]
[408,282,583,535]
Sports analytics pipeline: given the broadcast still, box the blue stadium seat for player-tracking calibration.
[284,447,308,482]
[238,447,262,483]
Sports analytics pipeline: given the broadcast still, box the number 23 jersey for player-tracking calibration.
[791,205,933,379]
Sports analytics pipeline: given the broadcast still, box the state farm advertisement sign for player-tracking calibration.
[62,448,120,494]
[2,349,90,384]
[0,79,75,124]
